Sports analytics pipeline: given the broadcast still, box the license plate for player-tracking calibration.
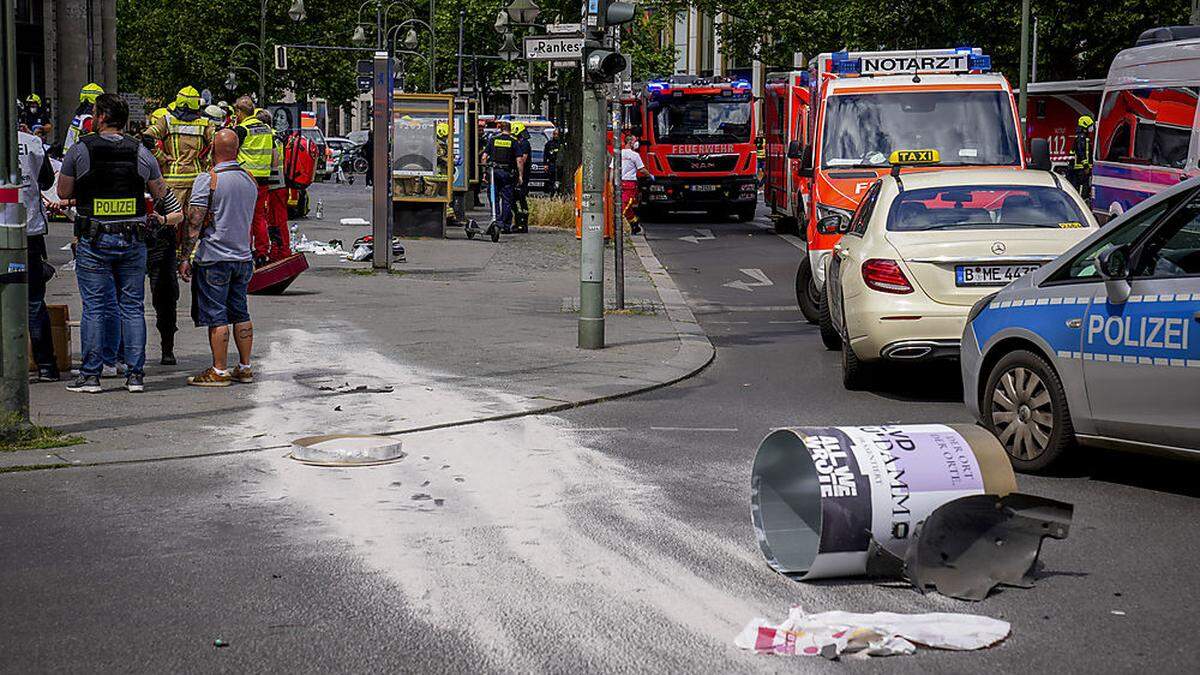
[528,180,546,188]
[955,264,1040,287]
[691,184,718,192]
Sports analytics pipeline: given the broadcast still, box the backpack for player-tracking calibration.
[284,132,317,189]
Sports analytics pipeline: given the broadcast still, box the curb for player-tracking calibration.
[2,234,714,474]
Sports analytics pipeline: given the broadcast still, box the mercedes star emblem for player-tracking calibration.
[991,242,1007,255]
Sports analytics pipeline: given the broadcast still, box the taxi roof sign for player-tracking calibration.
[889,149,941,165]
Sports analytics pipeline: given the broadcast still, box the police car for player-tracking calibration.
[822,152,1097,390]
[963,176,1200,471]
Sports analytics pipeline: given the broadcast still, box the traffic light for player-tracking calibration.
[603,2,636,27]
[584,43,627,83]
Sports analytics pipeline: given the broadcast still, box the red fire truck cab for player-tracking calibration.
[1026,79,1103,170]
[626,75,759,221]
[763,70,813,233]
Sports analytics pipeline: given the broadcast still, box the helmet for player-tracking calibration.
[436,122,449,138]
[176,85,201,110]
[510,121,526,136]
[80,82,105,104]
[1078,115,1095,128]
[203,105,226,122]
[25,93,41,106]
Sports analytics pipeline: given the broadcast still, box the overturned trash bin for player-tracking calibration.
[751,424,1018,580]
[290,434,405,467]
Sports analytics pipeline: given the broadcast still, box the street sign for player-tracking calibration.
[552,60,577,69]
[546,22,582,34]
[357,75,373,93]
[524,35,584,61]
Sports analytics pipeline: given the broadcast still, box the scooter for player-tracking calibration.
[465,164,501,243]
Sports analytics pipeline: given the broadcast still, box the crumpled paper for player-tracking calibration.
[735,606,1010,659]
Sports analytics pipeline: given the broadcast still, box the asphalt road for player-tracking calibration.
[2,206,1198,673]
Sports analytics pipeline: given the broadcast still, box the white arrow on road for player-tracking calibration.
[723,268,774,292]
[678,228,714,244]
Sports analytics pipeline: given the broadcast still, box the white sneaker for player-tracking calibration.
[101,364,119,378]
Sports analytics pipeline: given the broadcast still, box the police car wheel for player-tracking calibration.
[982,350,1076,472]
[795,258,820,324]
[817,282,841,351]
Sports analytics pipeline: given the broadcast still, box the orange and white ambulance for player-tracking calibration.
[794,47,1029,322]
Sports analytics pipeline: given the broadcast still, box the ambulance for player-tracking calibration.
[762,70,813,233]
[625,75,759,221]
[794,47,1033,323]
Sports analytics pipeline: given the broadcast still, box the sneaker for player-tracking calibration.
[630,223,643,235]
[117,362,129,376]
[125,373,145,393]
[160,352,177,366]
[66,375,102,393]
[101,364,119,378]
[231,365,254,384]
[37,366,61,382]
[187,367,232,387]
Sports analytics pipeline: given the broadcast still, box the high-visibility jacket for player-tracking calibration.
[144,109,213,187]
[64,111,93,151]
[267,137,287,191]
[237,116,274,179]
[1072,128,1093,170]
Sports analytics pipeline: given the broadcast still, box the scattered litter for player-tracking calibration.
[735,607,1010,659]
[59,243,72,251]
[289,434,404,467]
[454,477,466,483]
[346,235,406,263]
[314,198,324,220]
[293,235,345,256]
[340,217,370,227]
[389,481,402,487]
[60,259,75,271]
[751,425,1073,600]
[1111,610,1126,616]
[212,639,229,648]
[333,405,342,411]
[421,480,430,487]
[434,498,445,506]
[318,383,395,394]
[411,493,432,501]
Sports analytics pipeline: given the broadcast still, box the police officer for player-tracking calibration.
[1069,115,1095,200]
[543,127,562,195]
[57,94,182,394]
[64,82,105,151]
[481,122,519,233]
[232,96,276,265]
[18,124,59,381]
[511,121,532,232]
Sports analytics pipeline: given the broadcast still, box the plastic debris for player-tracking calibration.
[735,606,1010,659]
[317,383,395,394]
[293,235,345,255]
[340,217,370,227]
[212,638,229,648]
[345,235,406,263]
[315,198,324,220]
[289,434,405,467]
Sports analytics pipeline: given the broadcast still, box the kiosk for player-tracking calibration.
[392,93,454,237]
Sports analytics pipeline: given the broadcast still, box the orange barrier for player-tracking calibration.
[574,166,614,240]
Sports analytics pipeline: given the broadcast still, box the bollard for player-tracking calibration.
[750,424,1017,580]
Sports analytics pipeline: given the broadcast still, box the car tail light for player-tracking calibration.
[861,258,913,294]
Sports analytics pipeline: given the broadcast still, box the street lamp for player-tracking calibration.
[505,0,540,24]
[229,0,307,104]
[287,0,305,22]
[498,31,521,62]
[404,28,419,50]
[352,24,369,45]
[494,10,509,34]
[225,73,238,92]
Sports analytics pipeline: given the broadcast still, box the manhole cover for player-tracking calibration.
[290,434,405,467]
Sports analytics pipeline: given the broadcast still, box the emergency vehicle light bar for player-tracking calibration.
[830,47,991,76]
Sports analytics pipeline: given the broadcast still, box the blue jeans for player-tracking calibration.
[76,235,148,376]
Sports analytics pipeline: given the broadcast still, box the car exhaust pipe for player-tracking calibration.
[886,345,933,359]
[750,424,1018,580]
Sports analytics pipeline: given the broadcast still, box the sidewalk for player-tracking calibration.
[4,183,712,470]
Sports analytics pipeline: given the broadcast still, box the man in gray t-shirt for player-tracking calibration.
[179,129,259,388]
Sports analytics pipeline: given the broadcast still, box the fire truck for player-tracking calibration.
[793,47,1036,323]
[625,76,759,221]
[1025,79,1103,170]
[762,70,813,233]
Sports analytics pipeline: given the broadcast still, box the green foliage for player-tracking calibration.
[0,412,86,453]
[693,0,1192,81]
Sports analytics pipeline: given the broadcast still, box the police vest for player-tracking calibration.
[73,134,148,221]
[491,134,517,168]
[64,112,93,151]
[238,118,274,178]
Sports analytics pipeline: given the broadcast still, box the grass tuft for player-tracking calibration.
[529,196,576,230]
[0,412,86,453]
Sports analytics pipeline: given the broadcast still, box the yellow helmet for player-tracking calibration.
[80,82,105,104]
[1078,115,1095,128]
[510,121,526,135]
[25,93,41,106]
[436,121,449,138]
[176,85,201,110]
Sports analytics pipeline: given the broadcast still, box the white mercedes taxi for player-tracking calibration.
[819,152,1098,389]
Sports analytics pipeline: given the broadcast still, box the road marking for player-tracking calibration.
[709,320,750,324]
[694,304,799,313]
[650,426,739,432]
[768,320,806,324]
[573,427,628,432]
[723,268,774,292]
[678,228,715,244]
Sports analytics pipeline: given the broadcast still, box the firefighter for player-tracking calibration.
[432,121,450,197]
[263,111,291,262]
[64,82,105,151]
[481,122,519,233]
[1068,115,1095,200]
[232,96,276,266]
[511,121,531,232]
[139,85,213,363]
[20,93,49,132]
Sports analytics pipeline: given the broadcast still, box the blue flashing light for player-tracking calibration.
[968,54,992,71]
[646,80,668,92]
[731,79,751,89]
[831,54,861,75]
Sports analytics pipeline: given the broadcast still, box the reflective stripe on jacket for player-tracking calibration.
[146,110,213,186]
[237,117,274,178]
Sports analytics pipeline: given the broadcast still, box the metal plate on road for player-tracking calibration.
[524,35,584,61]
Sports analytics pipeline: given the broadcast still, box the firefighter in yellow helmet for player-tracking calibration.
[64,82,105,151]
[232,95,277,265]
[431,121,451,196]
[20,93,49,131]
[1069,115,1095,199]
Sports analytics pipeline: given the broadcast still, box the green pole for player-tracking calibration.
[1,0,31,421]
[1018,0,1030,126]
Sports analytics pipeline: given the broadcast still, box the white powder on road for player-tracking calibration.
[250,327,796,668]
